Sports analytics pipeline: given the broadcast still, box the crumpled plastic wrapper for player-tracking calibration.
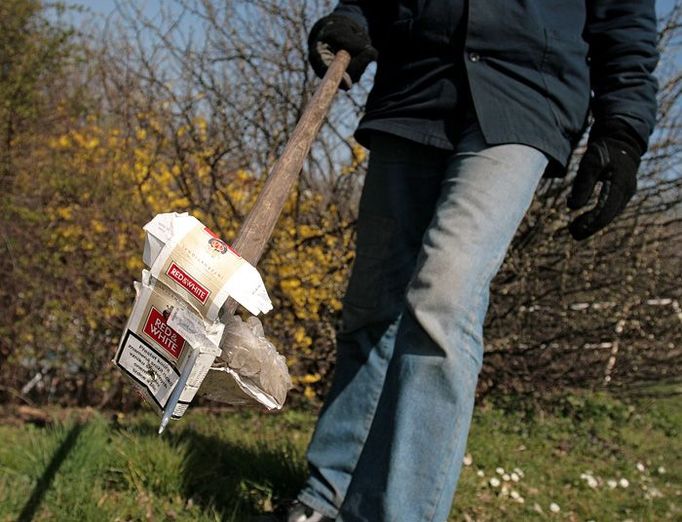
[199,315,292,409]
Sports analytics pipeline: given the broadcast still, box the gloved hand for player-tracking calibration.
[308,14,377,89]
[567,118,645,240]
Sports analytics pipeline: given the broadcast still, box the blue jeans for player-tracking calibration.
[298,118,548,522]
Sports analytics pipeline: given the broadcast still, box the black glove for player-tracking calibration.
[308,14,377,89]
[567,118,645,241]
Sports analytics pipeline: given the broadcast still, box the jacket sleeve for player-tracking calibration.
[586,0,659,146]
[333,1,370,31]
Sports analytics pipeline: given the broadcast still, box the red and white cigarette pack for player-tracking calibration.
[114,271,223,418]
[114,212,274,420]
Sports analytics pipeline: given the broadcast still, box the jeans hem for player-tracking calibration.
[298,490,339,519]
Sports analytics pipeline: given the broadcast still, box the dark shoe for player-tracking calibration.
[252,501,333,522]
[286,501,333,522]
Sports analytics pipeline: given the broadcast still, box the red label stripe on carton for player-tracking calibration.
[203,226,220,239]
[143,307,186,359]
[166,262,210,304]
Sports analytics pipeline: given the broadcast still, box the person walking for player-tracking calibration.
[283,1,658,521]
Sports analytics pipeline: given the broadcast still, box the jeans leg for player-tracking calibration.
[338,128,548,522]
[298,135,448,518]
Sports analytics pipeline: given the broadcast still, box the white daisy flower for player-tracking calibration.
[580,473,599,489]
[647,487,663,499]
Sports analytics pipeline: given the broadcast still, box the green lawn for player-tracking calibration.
[1,389,680,521]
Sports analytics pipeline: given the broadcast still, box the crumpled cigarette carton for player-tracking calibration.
[114,212,290,423]
[143,213,272,320]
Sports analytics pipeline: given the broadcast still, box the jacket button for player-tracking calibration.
[468,52,480,62]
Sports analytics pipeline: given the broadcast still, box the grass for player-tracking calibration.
[0,389,680,521]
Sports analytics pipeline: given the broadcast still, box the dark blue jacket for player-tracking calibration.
[334,1,659,170]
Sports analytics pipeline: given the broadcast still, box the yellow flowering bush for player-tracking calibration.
[3,101,362,405]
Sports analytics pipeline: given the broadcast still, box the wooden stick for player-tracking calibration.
[233,50,351,264]
[223,50,351,316]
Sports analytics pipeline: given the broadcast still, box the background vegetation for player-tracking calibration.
[0,0,680,410]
